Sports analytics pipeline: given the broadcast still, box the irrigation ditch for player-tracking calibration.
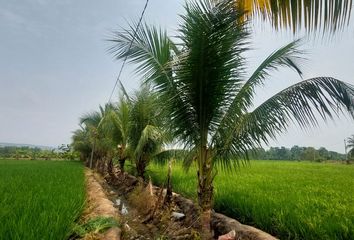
[82,167,278,240]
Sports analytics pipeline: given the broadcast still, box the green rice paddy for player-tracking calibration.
[0,160,85,240]
[148,160,354,240]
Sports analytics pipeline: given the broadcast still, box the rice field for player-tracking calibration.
[148,160,354,240]
[0,160,85,240]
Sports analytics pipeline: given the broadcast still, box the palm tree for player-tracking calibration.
[128,86,165,179]
[109,0,354,237]
[237,0,353,34]
[346,135,354,160]
[71,127,91,162]
[80,103,115,170]
[103,96,131,172]
[79,112,100,168]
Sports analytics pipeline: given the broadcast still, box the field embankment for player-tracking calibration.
[148,160,354,240]
[80,169,121,239]
[0,160,85,240]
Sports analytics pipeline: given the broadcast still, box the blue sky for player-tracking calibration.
[1,0,353,152]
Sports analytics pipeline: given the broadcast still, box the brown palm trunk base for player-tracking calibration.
[198,169,214,239]
[200,209,213,239]
[107,158,114,176]
[98,159,103,173]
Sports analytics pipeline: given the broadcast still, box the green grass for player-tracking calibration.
[148,160,354,240]
[72,216,120,238]
[0,159,85,240]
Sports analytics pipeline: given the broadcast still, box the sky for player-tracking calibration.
[0,0,353,153]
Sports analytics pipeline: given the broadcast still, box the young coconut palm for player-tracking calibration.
[109,0,354,236]
[128,86,165,179]
[80,103,115,170]
[102,96,131,172]
[71,127,91,162]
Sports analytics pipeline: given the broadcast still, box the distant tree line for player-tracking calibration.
[250,146,347,162]
[0,144,77,160]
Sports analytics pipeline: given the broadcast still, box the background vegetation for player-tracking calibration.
[0,144,77,160]
[251,146,347,161]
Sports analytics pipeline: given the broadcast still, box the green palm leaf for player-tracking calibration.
[134,124,164,161]
[216,77,354,165]
[215,39,305,144]
[108,23,174,90]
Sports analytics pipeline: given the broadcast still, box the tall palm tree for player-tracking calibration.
[109,0,354,237]
[238,0,353,34]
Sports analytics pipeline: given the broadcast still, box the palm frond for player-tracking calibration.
[153,149,187,165]
[243,39,304,100]
[100,110,123,144]
[115,97,131,144]
[214,39,305,145]
[182,147,198,171]
[101,96,131,146]
[108,22,175,91]
[79,111,102,128]
[118,80,131,102]
[129,86,158,144]
[71,128,91,155]
[215,77,354,166]
[134,124,164,161]
[238,0,353,35]
[170,0,250,146]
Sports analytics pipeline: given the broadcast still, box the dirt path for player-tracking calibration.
[83,169,121,240]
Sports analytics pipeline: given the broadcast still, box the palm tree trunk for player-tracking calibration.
[197,146,214,239]
[107,158,114,175]
[101,158,105,173]
[89,140,95,169]
[165,159,173,205]
[102,157,107,173]
[118,144,126,171]
[136,155,147,180]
